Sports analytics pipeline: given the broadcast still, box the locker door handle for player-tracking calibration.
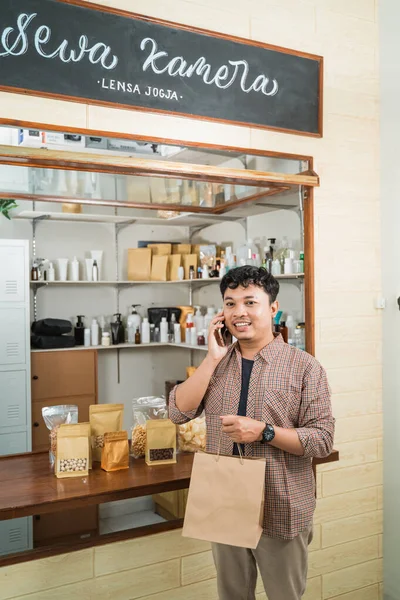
[33,422,39,427]
[32,375,39,380]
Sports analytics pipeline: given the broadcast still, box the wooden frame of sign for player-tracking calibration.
[0,0,323,137]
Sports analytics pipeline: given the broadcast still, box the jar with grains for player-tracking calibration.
[131,396,168,458]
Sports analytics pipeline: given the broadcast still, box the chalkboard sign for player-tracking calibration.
[0,0,323,136]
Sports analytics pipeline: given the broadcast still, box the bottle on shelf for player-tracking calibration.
[189,266,195,280]
[160,317,169,343]
[31,264,39,281]
[202,264,210,279]
[197,266,203,279]
[84,328,91,347]
[174,322,182,344]
[204,307,215,333]
[92,259,99,282]
[74,315,85,346]
[48,262,55,282]
[101,332,111,347]
[286,315,295,345]
[271,259,281,276]
[127,305,142,339]
[190,326,197,346]
[135,327,141,344]
[141,317,150,344]
[294,323,306,351]
[178,266,185,281]
[91,318,99,346]
[299,250,304,273]
[279,321,288,343]
[71,256,80,282]
[197,331,206,346]
[185,313,194,344]
[150,323,155,342]
[194,306,205,334]
[111,313,125,345]
[127,321,135,344]
[154,327,160,343]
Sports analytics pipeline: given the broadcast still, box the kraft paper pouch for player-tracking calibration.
[128,248,152,281]
[60,421,92,469]
[101,431,129,472]
[172,244,191,255]
[151,255,169,281]
[89,404,124,462]
[145,419,177,466]
[168,254,182,281]
[148,243,172,256]
[183,449,266,548]
[183,254,198,280]
[56,423,90,479]
[186,366,197,378]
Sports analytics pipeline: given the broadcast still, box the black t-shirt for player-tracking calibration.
[233,357,254,455]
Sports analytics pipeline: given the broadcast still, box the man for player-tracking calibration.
[169,265,334,600]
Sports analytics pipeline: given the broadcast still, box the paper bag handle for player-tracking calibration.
[216,428,244,465]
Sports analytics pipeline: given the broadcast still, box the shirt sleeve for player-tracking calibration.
[295,361,335,459]
[168,384,204,424]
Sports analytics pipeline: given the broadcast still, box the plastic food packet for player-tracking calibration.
[42,405,78,467]
[131,396,167,458]
[178,416,206,452]
[55,423,90,479]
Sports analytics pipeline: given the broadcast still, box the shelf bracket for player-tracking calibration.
[115,219,136,233]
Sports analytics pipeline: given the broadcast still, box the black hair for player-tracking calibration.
[220,266,280,303]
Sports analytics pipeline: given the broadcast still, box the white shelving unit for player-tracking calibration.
[31,342,209,353]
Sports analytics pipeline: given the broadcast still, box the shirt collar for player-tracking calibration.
[231,333,284,364]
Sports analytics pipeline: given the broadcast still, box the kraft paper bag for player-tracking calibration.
[128,248,152,281]
[151,255,168,281]
[172,244,191,255]
[148,243,172,256]
[168,254,182,281]
[183,450,266,549]
[183,254,198,280]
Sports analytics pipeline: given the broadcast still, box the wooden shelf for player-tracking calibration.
[31,342,209,353]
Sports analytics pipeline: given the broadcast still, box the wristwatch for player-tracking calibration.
[260,424,275,444]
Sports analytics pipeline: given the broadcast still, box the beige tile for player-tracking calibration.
[181,550,216,586]
[326,390,381,419]
[323,558,382,599]
[317,440,378,472]
[319,317,381,344]
[314,292,377,320]
[316,8,377,46]
[379,582,383,599]
[304,576,323,600]
[309,536,378,578]
[333,415,382,444]
[322,463,382,497]
[0,92,87,130]
[378,534,383,558]
[327,366,382,395]
[377,438,383,461]
[316,341,382,369]
[327,584,379,600]
[315,0,376,21]
[324,87,379,120]
[250,3,316,50]
[94,558,180,599]
[95,530,210,576]
[322,511,382,547]
[317,473,322,499]
[137,577,218,600]
[314,488,378,525]
[0,550,93,600]
[310,524,322,552]
[323,114,379,145]
[377,486,383,510]
[7,581,94,600]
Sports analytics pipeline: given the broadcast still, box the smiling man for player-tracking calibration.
[169,265,334,600]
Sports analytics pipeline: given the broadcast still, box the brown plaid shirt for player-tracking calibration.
[169,334,334,540]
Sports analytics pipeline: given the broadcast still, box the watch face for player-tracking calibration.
[263,424,275,443]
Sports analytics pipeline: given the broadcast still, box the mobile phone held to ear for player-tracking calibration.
[215,322,232,347]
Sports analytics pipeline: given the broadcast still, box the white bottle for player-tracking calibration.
[185,313,194,344]
[174,322,182,344]
[160,317,169,343]
[141,317,150,344]
[190,326,197,346]
[91,318,99,346]
[71,256,80,282]
[84,328,91,347]
[284,257,293,275]
[127,305,142,333]
[178,266,185,281]
[202,265,209,279]
[92,260,99,282]
[204,307,215,332]
[271,259,281,276]
[48,262,55,282]
[194,306,205,333]
[286,316,295,345]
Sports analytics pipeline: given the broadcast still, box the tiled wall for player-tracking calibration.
[0,0,382,598]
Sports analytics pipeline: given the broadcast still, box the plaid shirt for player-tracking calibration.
[169,334,334,540]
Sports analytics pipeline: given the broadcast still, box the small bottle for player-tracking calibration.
[174,322,182,344]
[91,318,99,346]
[189,265,195,280]
[31,265,39,281]
[101,332,111,346]
[284,257,293,275]
[71,256,80,282]
[154,327,160,343]
[92,259,99,282]
[48,262,55,282]
[178,266,185,281]
[169,314,176,343]
[299,251,305,273]
[197,266,203,279]
[185,313,194,344]
[150,323,155,342]
[294,324,306,351]
[84,328,91,347]
[190,326,197,346]
[135,327,141,344]
[202,265,209,279]
[141,317,150,344]
[160,317,169,343]
[127,322,135,344]
[74,315,85,346]
[197,331,205,346]
[271,259,281,276]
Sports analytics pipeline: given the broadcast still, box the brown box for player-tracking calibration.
[183,254,198,280]
[151,255,169,281]
[148,243,172,256]
[128,248,152,281]
[168,254,182,281]
[172,244,191,255]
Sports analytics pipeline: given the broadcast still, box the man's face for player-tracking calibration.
[223,284,278,343]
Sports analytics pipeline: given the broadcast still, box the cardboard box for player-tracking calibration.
[168,254,182,281]
[148,243,172,256]
[183,254,198,280]
[172,244,191,255]
[127,248,152,281]
[151,255,169,281]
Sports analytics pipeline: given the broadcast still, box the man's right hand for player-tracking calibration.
[207,311,230,364]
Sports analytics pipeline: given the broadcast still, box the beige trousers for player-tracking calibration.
[211,524,313,600]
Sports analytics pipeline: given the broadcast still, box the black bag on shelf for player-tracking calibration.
[31,319,72,336]
[31,334,76,350]
[147,307,182,328]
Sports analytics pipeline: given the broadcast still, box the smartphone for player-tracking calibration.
[215,321,232,347]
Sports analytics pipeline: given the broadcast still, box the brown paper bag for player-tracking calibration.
[183,450,266,548]
[60,421,92,469]
[145,419,177,466]
[148,243,172,256]
[128,248,152,281]
[89,404,124,462]
[172,244,191,255]
[168,254,182,281]
[101,431,130,471]
[55,423,90,479]
[151,255,168,281]
[183,254,198,280]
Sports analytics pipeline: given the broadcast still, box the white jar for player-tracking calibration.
[284,258,293,275]
[101,332,111,346]
[84,328,91,347]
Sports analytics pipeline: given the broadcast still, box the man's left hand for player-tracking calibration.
[220,415,265,444]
